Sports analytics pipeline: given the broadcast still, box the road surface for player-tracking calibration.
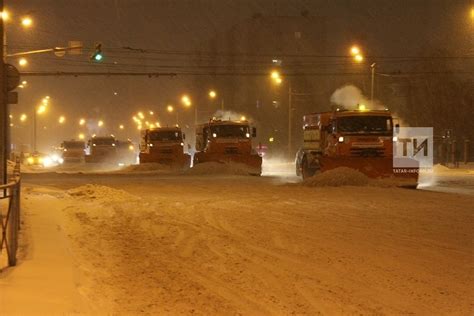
[1,169,473,315]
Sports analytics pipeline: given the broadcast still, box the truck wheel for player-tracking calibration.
[302,157,317,179]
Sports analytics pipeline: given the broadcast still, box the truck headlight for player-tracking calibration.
[338,136,344,143]
[212,133,217,138]
[392,136,398,142]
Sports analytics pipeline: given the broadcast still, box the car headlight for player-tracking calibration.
[392,136,398,142]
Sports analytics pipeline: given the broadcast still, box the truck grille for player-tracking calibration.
[159,149,173,154]
[350,148,385,157]
[224,147,239,154]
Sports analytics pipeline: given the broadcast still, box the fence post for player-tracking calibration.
[7,186,18,266]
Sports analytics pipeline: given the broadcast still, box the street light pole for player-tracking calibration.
[0,0,7,184]
[288,81,292,158]
[33,107,37,152]
[371,63,376,101]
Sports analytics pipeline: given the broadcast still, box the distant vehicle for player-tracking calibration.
[24,152,53,167]
[116,139,137,165]
[193,118,262,175]
[295,106,419,180]
[60,140,85,163]
[139,127,190,168]
[85,136,118,163]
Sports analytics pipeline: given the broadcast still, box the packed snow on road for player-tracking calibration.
[1,163,473,315]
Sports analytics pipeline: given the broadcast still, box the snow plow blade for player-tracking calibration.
[319,156,419,181]
[194,153,262,175]
[139,153,191,168]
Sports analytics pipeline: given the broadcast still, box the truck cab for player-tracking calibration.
[194,118,262,175]
[85,135,118,163]
[139,127,190,167]
[296,107,418,179]
[60,140,85,163]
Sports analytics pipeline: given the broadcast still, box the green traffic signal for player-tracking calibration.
[91,43,103,62]
[94,53,103,61]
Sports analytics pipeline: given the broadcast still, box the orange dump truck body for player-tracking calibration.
[193,119,262,175]
[139,127,191,168]
[296,109,419,180]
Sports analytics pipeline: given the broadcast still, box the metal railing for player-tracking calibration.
[0,159,21,267]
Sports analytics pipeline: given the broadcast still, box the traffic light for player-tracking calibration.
[91,43,103,62]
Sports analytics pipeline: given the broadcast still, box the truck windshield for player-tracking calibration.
[93,138,115,145]
[337,116,392,134]
[210,125,249,138]
[149,131,182,141]
[63,141,85,149]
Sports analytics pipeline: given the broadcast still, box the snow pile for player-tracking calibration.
[369,177,418,188]
[187,161,253,175]
[67,184,138,202]
[302,167,369,187]
[119,163,171,172]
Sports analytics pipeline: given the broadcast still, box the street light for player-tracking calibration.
[79,118,86,126]
[208,89,224,110]
[20,114,27,122]
[33,98,49,152]
[167,105,174,112]
[78,133,85,140]
[58,116,66,124]
[0,10,9,21]
[20,16,33,28]
[18,57,27,67]
[270,69,311,158]
[119,124,124,130]
[98,120,104,127]
[350,45,360,55]
[181,95,191,107]
[354,54,364,63]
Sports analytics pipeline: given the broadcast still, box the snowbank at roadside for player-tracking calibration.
[302,167,418,188]
[302,167,369,187]
[67,184,139,202]
[185,161,254,176]
[119,163,170,172]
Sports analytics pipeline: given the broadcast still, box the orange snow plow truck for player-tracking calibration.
[295,107,419,180]
[139,126,191,168]
[193,118,262,175]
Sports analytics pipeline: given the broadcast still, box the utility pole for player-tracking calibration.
[0,0,7,184]
[33,107,37,152]
[288,82,292,158]
[370,63,376,101]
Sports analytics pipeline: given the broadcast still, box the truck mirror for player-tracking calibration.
[183,133,186,140]
[395,123,400,134]
[252,127,257,138]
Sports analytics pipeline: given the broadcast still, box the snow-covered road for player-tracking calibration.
[1,170,473,315]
